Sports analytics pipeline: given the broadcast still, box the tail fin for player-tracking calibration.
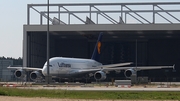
[91,32,103,62]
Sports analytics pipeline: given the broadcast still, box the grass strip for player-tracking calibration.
[0,87,180,100]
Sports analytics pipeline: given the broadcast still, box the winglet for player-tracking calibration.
[91,32,103,62]
[173,64,175,69]
[7,65,11,68]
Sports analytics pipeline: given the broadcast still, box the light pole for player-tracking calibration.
[47,0,50,84]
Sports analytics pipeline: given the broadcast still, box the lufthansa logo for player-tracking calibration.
[97,41,101,54]
[58,62,71,68]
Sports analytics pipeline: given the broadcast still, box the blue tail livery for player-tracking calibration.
[91,32,103,62]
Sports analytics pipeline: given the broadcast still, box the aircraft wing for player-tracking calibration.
[100,62,133,68]
[132,65,175,71]
[7,66,42,71]
[103,65,175,71]
[76,65,174,73]
[78,69,101,73]
[77,62,132,73]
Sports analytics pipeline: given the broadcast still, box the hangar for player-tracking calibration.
[23,2,180,82]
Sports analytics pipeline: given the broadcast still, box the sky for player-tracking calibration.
[0,0,179,58]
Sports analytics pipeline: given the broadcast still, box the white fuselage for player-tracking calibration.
[42,57,102,77]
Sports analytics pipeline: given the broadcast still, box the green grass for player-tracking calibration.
[0,87,180,100]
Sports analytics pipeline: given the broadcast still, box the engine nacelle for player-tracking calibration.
[124,69,136,78]
[14,69,26,78]
[30,71,42,80]
[94,71,106,80]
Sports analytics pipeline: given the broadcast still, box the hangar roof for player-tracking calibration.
[24,24,180,41]
[25,2,180,41]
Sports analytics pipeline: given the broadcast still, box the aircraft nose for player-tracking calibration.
[42,65,47,76]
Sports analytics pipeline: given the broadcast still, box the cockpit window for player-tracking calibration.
[45,65,52,67]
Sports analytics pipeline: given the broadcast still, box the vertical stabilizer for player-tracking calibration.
[91,32,103,62]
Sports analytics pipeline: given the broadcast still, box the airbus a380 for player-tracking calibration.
[8,33,174,81]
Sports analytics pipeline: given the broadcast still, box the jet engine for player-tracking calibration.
[14,69,26,78]
[94,71,106,80]
[124,69,136,78]
[30,71,42,80]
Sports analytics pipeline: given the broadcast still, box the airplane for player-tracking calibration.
[8,32,174,81]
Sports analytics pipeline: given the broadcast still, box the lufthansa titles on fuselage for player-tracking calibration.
[58,62,71,68]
